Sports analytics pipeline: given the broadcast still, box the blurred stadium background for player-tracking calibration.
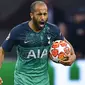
[0,0,85,85]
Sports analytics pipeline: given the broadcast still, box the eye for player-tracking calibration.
[43,13,47,16]
[37,13,47,16]
[37,13,42,16]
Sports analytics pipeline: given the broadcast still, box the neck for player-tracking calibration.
[29,20,41,32]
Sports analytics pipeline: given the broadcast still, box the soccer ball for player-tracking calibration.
[49,40,71,62]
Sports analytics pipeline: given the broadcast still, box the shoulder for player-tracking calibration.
[8,21,28,38]
[11,21,28,33]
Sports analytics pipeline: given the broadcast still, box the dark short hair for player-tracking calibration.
[30,1,46,12]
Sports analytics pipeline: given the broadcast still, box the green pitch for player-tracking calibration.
[0,61,54,85]
[0,62,15,85]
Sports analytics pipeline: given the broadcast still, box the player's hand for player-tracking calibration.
[58,53,76,66]
[0,77,3,85]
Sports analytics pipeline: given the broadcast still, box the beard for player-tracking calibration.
[33,17,48,30]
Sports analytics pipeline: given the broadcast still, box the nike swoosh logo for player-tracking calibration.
[24,41,30,43]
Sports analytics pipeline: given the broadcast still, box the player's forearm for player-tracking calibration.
[0,47,4,68]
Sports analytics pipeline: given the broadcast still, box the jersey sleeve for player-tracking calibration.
[1,29,16,52]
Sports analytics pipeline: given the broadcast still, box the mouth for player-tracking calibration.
[39,21,45,28]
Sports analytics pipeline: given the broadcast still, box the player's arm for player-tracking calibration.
[0,27,17,68]
[59,38,76,66]
[0,47,4,68]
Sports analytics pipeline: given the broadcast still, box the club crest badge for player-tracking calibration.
[47,35,51,44]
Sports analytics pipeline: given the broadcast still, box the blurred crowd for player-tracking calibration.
[66,9,85,59]
[59,11,85,59]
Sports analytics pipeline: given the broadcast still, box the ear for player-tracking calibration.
[30,13,33,19]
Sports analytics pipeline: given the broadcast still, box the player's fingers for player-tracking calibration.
[59,59,71,66]
[62,57,68,61]
[63,56,69,61]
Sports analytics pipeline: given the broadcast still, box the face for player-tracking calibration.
[30,3,48,30]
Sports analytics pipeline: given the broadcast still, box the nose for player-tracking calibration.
[40,14,45,20]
